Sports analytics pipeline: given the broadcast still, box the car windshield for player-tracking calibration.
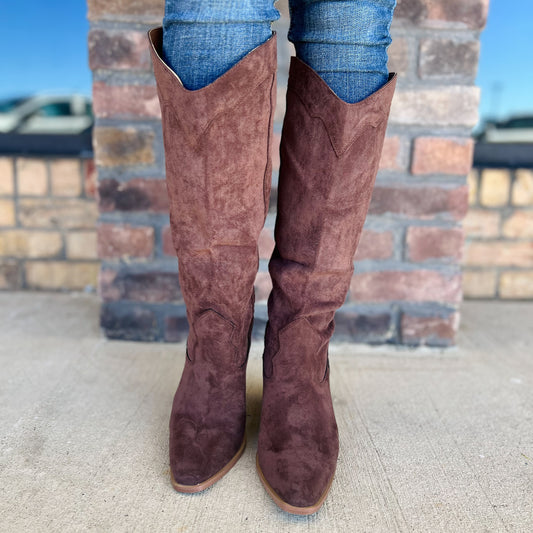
[0,97,30,113]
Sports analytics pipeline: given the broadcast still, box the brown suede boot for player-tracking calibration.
[256,57,397,514]
[148,27,277,493]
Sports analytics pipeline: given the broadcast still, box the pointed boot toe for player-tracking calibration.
[256,442,337,513]
[256,457,335,515]
[170,414,246,492]
[257,318,339,514]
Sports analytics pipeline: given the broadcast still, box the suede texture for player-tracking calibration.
[258,56,397,509]
[148,27,277,486]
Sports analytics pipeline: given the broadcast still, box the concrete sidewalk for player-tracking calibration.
[0,292,531,532]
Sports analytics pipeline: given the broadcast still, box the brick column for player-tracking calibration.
[88,0,488,346]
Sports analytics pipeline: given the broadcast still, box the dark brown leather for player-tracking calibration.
[257,56,397,510]
[148,27,277,488]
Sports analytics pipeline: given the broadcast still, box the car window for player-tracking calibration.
[36,103,72,117]
[505,118,533,129]
[0,97,29,113]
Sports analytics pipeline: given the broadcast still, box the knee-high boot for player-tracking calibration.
[256,56,397,514]
[148,27,277,493]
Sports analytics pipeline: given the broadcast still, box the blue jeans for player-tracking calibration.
[163,0,396,103]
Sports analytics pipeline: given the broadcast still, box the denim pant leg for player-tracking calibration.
[163,0,280,90]
[288,0,397,103]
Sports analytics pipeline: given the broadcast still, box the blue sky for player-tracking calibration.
[0,0,531,126]
[476,0,533,122]
[0,1,92,99]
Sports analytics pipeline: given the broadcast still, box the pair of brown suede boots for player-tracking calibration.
[148,27,397,515]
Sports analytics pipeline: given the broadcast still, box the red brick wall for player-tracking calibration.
[88,0,489,346]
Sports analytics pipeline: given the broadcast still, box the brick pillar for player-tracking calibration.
[88,0,488,346]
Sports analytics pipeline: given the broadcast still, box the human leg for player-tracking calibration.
[162,0,280,89]
[287,0,396,103]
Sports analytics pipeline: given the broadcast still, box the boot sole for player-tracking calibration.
[255,453,334,516]
[170,436,246,494]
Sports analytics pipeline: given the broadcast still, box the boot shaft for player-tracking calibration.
[267,57,397,347]
[148,28,278,360]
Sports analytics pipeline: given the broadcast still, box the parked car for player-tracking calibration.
[0,95,94,156]
[0,94,93,135]
[474,115,533,143]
